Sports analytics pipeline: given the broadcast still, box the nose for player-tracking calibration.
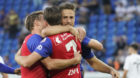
[67,18,71,23]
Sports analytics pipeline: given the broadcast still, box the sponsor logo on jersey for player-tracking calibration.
[37,45,42,50]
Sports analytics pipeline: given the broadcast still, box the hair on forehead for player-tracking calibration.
[59,2,76,11]
[24,11,43,31]
[130,43,139,51]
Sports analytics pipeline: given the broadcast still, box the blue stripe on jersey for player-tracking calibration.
[27,34,43,52]
[0,63,14,74]
[35,37,52,58]
[82,36,90,46]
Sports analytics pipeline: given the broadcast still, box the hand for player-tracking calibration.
[69,26,80,42]
[73,51,82,65]
[110,68,120,78]
[76,27,86,42]
[14,68,21,75]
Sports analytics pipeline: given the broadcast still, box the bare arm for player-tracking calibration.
[15,49,82,70]
[42,25,79,38]
[15,49,42,67]
[1,73,8,78]
[122,70,128,78]
[41,52,81,70]
[86,57,120,78]
[87,39,103,51]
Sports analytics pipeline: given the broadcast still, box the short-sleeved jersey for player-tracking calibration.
[35,33,82,78]
[21,34,47,78]
[123,54,140,78]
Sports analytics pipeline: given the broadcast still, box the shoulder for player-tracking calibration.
[27,34,43,44]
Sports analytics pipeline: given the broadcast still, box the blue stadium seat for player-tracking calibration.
[99,14,107,21]
[0,0,5,4]
[108,14,115,22]
[126,33,135,45]
[136,34,140,43]
[89,15,98,23]
[13,0,21,4]
[22,0,30,5]
[127,20,136,26]
[0,5,4,10]
[5,6,11,13]
[105,40,116,56]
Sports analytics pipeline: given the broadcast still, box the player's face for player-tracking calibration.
[61,9,75,26]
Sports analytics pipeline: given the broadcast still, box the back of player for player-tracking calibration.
[21,34,47,78]
[124,54,140,78]
[48,32,82,78]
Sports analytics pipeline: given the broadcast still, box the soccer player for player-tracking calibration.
[0,56,20,78]
[15,11,82,78]
[122,44,140,78]
[58,2,120,78]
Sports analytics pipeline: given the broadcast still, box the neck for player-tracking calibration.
[31,28,41,36]
[131,51,137,55]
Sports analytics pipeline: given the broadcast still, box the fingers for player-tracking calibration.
[111,70,120,78]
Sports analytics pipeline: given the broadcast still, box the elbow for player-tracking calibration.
[45,64,54,70]
[47,65,53,70]
[97,43,103,51]
[22,61,32,67]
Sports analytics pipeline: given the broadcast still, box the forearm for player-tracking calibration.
[41,57,77,70]
[87,57,112,73]
[41,25,72,37]
[88,39,103,51]
[1,73,8,78]
[15,52,42,67]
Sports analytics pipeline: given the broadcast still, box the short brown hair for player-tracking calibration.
[25,11,43,31]
[130,43,139,51]
[59,2,76,11]
[44,7,61,25]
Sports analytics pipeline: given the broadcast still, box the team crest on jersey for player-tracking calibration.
[54,36,62,46]
[37,45,42,50]
[56,36,62,43]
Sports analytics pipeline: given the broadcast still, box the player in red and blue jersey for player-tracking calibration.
[15,11,82,78]
[16,4,119,78]
[59,2,120,78]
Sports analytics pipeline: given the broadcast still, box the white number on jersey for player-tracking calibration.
[65,40,77,54]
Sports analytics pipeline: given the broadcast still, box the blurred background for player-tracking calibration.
[0,0,140,77]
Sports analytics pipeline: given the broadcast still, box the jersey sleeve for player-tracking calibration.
[82,36,91,46]
[34,37,53,58]
[27,35,42,52]
[123,57,130,70]
[0,63,15,74]
[82,44,95,59]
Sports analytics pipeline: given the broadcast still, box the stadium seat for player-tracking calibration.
[108,14,115,22]
[89,15,98,23]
